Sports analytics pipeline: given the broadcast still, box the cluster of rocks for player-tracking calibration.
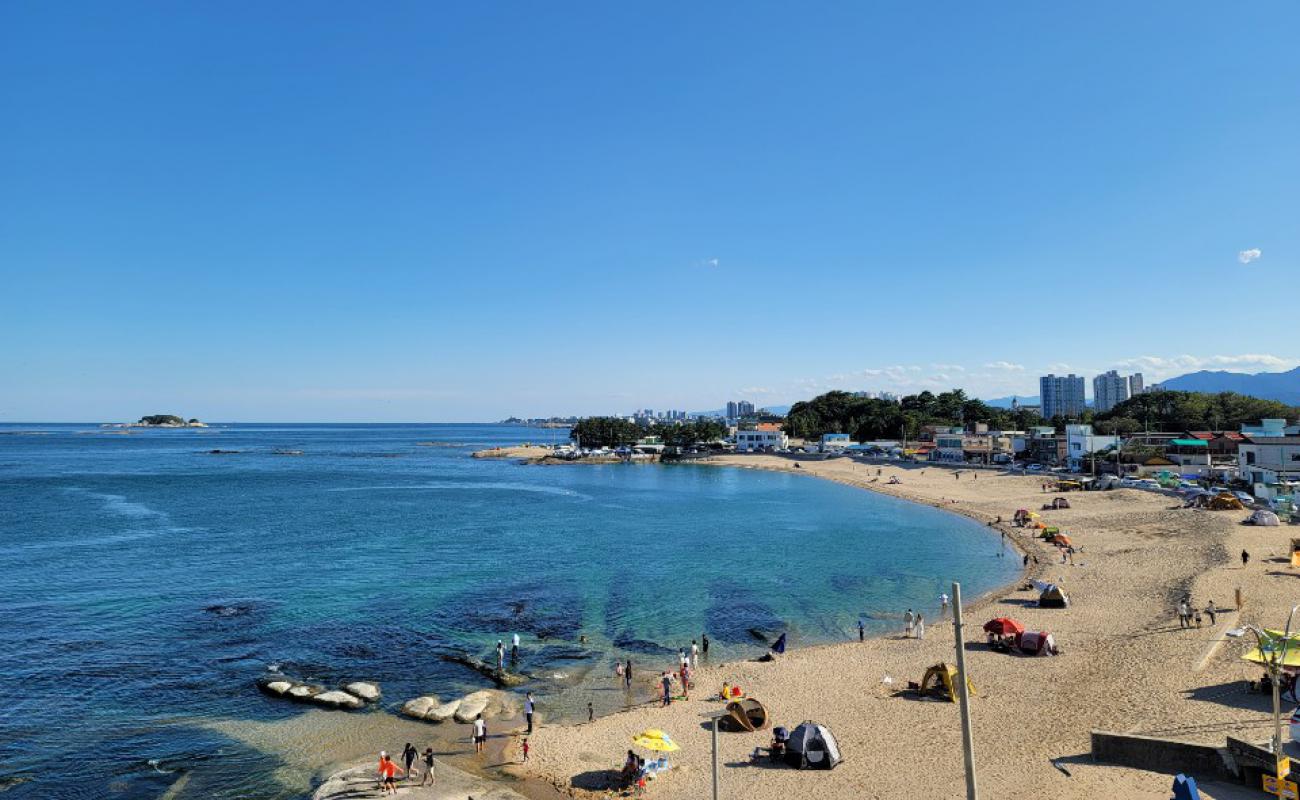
[400,689,514,724]
[258,678,381,711]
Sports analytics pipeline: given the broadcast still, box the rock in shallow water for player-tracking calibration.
[313,690,365,710]
[427,698,462,722]
[401,696,438,720]
[343,681,381,702]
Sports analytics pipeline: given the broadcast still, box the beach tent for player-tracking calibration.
[1051,498,1071,509]
[784,721,843,770]
[1248,510,1281,526]
[983,618,1025,637]
[1015,631,1059,656]
[920,663,975,702]
[720,698,769,732]
[1038,584,1069,608]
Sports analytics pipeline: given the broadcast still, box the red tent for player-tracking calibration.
[983,618,1026,637]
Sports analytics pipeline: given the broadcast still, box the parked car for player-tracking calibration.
[1234,491,1255,504]
[1027,464,1044,472]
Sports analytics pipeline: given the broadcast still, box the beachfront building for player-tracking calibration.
[1040,374,1086,420]
[932,428,965,463]
[1238,421,1300,495]
[820,433,853,452]
[1242,419,1300,438]
[735,429,787,452]
[1064,424,1119,472]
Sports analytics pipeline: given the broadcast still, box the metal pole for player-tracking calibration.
[711,717,720,800]
[952,581,979,800]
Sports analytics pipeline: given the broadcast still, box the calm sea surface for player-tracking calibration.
[0,423,1017,799]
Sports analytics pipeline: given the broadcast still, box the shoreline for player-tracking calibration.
[519,454,1281,799]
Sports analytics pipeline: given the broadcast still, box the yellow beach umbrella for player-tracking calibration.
[631,729,681,752]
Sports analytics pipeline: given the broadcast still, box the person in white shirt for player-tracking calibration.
[690,640,699,670]
[511,632,520,661]
[473,716,487,754]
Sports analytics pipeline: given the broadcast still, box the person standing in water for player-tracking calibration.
[624,659,633,689]
[858,619,865,641]
[915,613,925,640]
[691,639,700,670]
[496,640,505,670]
[701,634,709,658]
[904,608,915,638]
[512,632,520,662]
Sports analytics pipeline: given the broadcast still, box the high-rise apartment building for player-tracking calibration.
[726,401,739,420]
[1129,373,1144,395]
[737,400,756,417]
[1040,374,1086,420]
[1092,370,1130,413]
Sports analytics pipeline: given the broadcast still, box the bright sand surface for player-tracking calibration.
[523,455,1297,800]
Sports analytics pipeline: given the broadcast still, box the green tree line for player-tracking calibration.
[1091,390,1300,434]
[784,390,1045,441]
[569,417,727,448]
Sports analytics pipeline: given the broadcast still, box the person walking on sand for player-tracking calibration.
[496,639,505,670]
[915,613,925,640]
[904,609,915,638]
[661,671,673,706]
[402,742,417,781]
[1207,600,1218,626]
[473,715,487,754]
[377,752,402,796]
[420,747,435,787]
[1177,600,1190,628]
[524,692,536,734]
[680,662,691,700]
[1242,549,1251,567]
[521,738,530,763]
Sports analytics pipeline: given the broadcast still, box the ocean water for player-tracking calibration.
[0,423,1018,799]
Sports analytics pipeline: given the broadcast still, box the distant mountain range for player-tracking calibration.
[1155,366,1300,405]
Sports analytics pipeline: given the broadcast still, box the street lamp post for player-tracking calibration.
[1247,604,1300,798]
[700,709,727,800]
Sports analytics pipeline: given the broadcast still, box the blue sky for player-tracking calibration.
[3,2,1297,421]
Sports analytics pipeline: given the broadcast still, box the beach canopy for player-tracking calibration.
[720,698,769,732]
[1241,630,1300,669]
[920,663,975,702]
[1248,509,1280,526]
[631,729,680,752]
[983,618,1025,637]
[785,721,843,770]
[1038,584,1069,608]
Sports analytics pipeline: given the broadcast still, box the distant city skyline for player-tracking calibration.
[2,3,1297,422]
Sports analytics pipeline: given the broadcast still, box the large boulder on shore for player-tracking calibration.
[401,696,438,720]
[453,691,494,723]
[259,679,294,697]
[288,684,324,701]
[427,698,462,722]
[343,682,381,702]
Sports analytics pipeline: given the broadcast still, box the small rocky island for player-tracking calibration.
[116,415,208,428]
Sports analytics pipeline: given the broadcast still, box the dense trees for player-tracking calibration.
[1092,390,1300,433]
[569,417,643,448]
[785,390,1044,441]
[569,417,728,448]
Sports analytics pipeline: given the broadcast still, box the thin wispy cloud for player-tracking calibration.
[1238,248,1262,265]
[699,257,720,268]
[984,361,1025,371]
[1115,353,1298,380]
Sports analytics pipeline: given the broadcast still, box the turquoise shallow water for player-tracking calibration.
[0,423,1017,798]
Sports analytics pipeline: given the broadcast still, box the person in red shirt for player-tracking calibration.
[377,752,403,795]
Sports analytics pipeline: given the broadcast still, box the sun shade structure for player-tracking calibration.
[631,729,680,752]
[983,618,1025,637]
[1248,509,1280,526]
[1241,630,1300,669]
[784,721,843,769]
[1016,630,1059,656]
[719,698,769,732]
[920,663,975,702]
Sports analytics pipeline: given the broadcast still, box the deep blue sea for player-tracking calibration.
[0,423,1017,799]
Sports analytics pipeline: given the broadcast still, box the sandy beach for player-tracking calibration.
[520,455,1296,799]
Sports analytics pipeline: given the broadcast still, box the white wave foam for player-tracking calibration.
[326,482,592,500]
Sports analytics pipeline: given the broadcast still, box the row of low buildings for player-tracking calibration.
[793,419,1300,499]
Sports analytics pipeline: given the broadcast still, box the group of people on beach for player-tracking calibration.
[374,744,436,794]
[495,632,523,670]
[903,608,926,639]
[1177,595,1218,629]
